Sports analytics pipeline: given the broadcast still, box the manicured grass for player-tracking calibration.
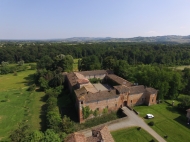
[134,102,190,142]
[73,59,79,71]
[111,127,157,142]
[0,69,45,141]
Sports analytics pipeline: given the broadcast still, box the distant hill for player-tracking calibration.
[61,35,190,43]
[1,35,190,43]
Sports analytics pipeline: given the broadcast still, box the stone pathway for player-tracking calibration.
[82,107,166,142]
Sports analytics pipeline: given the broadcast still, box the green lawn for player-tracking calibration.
[0,69,45,141]
[134,102,190,142]
[111,127,157,142]
[73,58,79,71]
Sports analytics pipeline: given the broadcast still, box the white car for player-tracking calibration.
[146,114,154,119]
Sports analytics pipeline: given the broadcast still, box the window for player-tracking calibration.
[152,98,154,102]
[81,101,83,104]
[115,104,117,107]
[107,106,108,108]
[131,100,132,103]
[97,108,99,111]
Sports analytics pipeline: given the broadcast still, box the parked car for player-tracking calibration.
[146,114,154,119]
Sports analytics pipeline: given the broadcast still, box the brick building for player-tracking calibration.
[65,125,114,142]
[66,70,158,123]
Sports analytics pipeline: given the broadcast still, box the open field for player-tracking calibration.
[169,65,190,70]
[0,70,35,91]
[0,69,45,141]
[111,127,157,142]
[134,102,190,142]
[73,58,79,71]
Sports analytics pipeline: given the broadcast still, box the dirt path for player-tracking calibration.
[82,107,166,142]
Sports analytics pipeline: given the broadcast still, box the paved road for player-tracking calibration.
[82,107,166,142]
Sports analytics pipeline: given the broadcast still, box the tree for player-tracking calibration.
[82,106,92,119]
[10,123,29,142]
[168,72,183,99]
[81,55,101,71]
[39,77,49,91]
[78,59,82,71]
[46,111,62,133]
[49,73,65,88]
[37,56,54,70]
[43,129,61,142]
[17,60,24,66]
[103,56,116,69]
[25,130,44,142]
[62,115,75,134]
[182,68,190,95]
[1,61,9,66]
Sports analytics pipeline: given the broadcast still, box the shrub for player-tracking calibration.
[93,109,99,117]
[103,107,108,114]
[13,71,17,76]
[28,84,36,91]
[82,106,92,119]
[30,64,36,70]
[148,121,154,126]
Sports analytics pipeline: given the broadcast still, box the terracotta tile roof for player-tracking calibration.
[75,88,118,102]
[65,132,86,142]
[84,84,98,93]
[86,90,118,102]
[114,85,129,94]
[77,79,89,84]
[74,87,87,101]
[86,136,100,142]
[67,72,78,87]
[128,85,145,95]
[107,74,133,86]
[146,87,158,94]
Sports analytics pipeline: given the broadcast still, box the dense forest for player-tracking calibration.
[1,42,190,65]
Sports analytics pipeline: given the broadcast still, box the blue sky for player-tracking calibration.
[0,0,190,39]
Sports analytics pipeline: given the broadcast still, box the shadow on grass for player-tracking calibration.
[174,115,190,129]
[23,74,35,86]
[39,103,47,132]
[165,106,179,113]
[165,101,172,106]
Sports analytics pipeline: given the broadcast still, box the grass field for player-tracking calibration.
[73,58,79,71]
[170,65,190,70]
[111,127,157,142]
[134,102,190,142]
[0,69,45,141]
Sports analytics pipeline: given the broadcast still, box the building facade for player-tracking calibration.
[66,70,158,123]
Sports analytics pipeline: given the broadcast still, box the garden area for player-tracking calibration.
[134,101,190,142]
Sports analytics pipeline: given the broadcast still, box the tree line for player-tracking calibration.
[2,42,190,65]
